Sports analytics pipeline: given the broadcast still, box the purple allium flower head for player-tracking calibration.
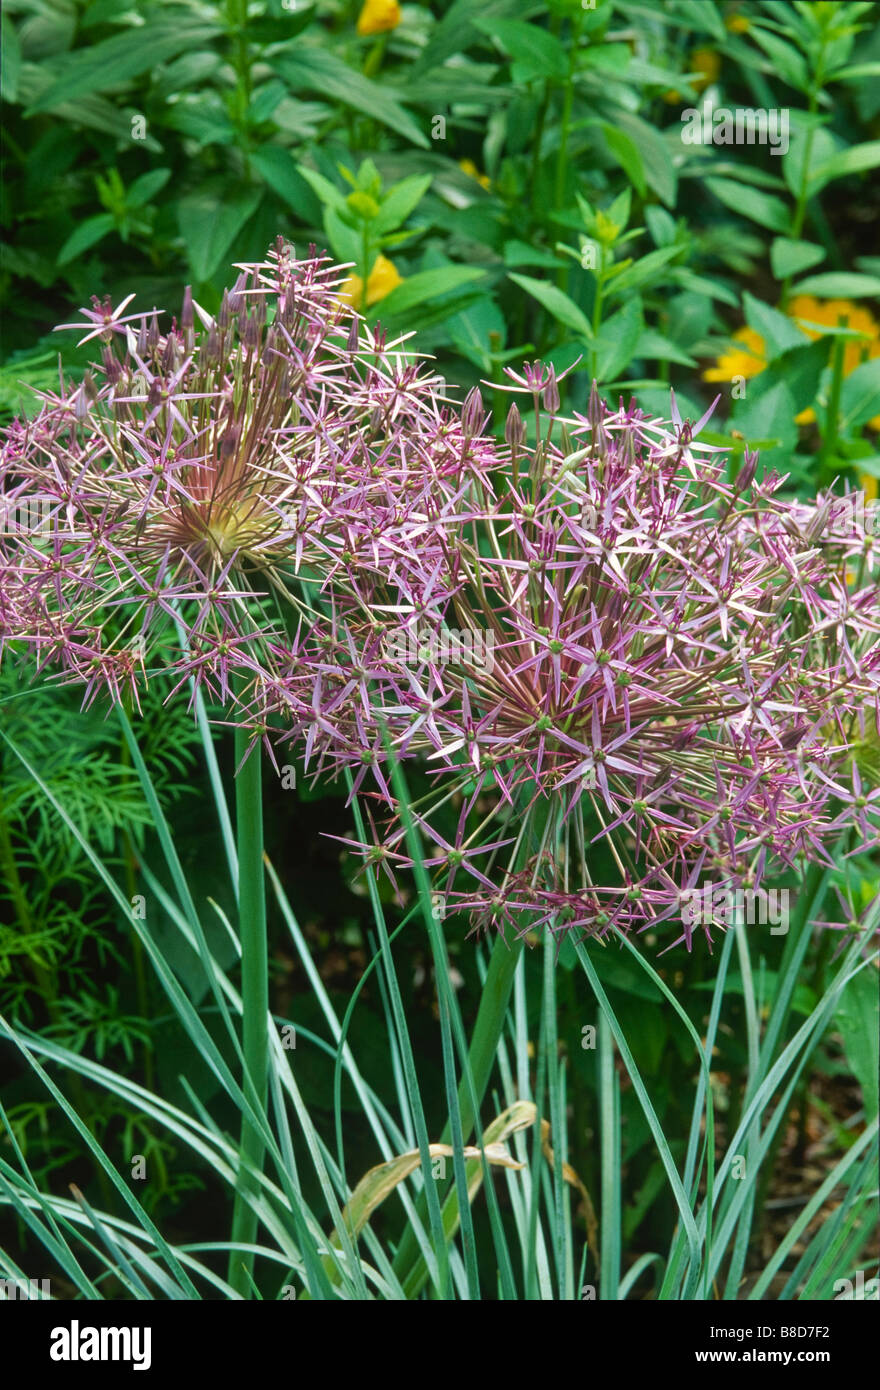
[290,379,880,948]
[0,243,469,727]
[3,251,879,951]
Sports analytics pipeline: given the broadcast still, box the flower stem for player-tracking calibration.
[819,317,847,479]
[394,926,525,1292]
[227,728,268,1298]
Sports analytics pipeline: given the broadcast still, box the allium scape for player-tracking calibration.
[2,245,878,950]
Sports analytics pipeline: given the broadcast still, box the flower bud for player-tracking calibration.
[505,402,526,450]
[541,367,560,414]
[736,449,758,492]
[462,387,484,439]
[216,290,232,330]
[244,312,261,352]
[228,273,248,316]
[181,286,195,351]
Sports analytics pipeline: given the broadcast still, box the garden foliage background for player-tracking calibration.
[0,0,879,1302]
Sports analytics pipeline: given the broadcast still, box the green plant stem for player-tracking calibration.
[780,70,822,308]
[227,728,269,1298]
[361,219,372,300]
[119,726,154,1091]
[363,35,388,78]
[553,12,582,238]
[598,1007,620,1299]
[819,318,848,478]
[392,927,525,1287]
[589,250,605,382]
[227,0,252,176]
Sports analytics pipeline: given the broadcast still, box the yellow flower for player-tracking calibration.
[356,0,401,37]
[459,158,490,191]
[725,12,751,33]
[664,46,720,102]
[787,296,880,426]
[691,48,721,91]
[703,298,880,430]
[701,325,767,382]
[339,255,403,311]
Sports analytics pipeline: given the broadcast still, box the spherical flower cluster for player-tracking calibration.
[0,241,468,735]
[3,252,879,950]
[275,373,880,946]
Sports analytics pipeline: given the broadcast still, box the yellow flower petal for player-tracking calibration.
[725,13,751,33]
[339,272,365,311]
[357,0,401,37]
[702,326,767,382]
[365,255,403,306]
[691,48,721,92]
[459,158,491,190]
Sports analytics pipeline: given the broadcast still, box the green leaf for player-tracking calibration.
[606,245,682,299]
[579,43,631,74]
[831,62,880,81]
[126,168,171,209]
[57,213,115,265]
[595,299,643,382]
[412,0,543,74]
[743,291,806,358]
[27,20,221,111]
[670,0,726,38]
[247,78,287,126]
[324,208,361,268]
[635,330,696,368]
[748,27,809,90]
[754,339,830,416]
[782,125,838,199]
[705,178,790,234]
[295,164,350,219]
[374,266,485,319]
[474,18,568,81]
[164,95,237,147]
[612,111,676,207]
[645,206,678,248]
[508,273,593,339]
[792,272,880,299]
[812,140,880,190]
[0,13,22,102]
[601,123,646,198]
[840,359,880,432]
[770,237,825,280]
[271,46,428,148]
[448,294,506,370]
[835,969,879,1121]
[503,240,563,269]
[669,270,739,308]
[373,175,432,236]
[732,378,799,464]
[177,188,263,282]
[251,148,322,223]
